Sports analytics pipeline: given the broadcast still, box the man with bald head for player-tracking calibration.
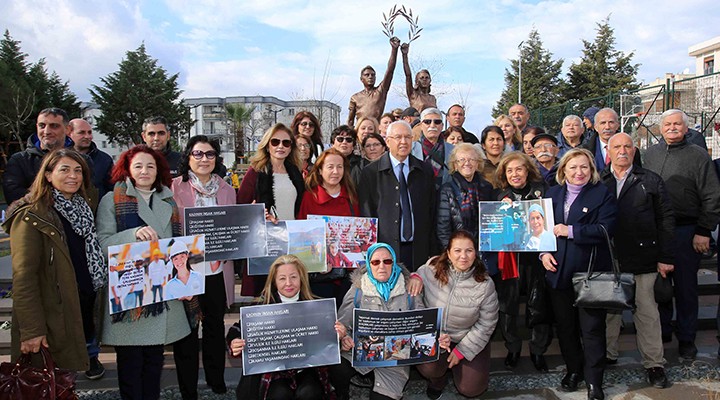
[69,118,114,199]
[601,132,674,388]
[645,109,720,361]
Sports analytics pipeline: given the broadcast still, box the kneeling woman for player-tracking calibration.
[416,230,499,398]
[227,255,344,400]
[332,243,425,400]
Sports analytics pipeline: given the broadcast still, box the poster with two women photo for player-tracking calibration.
[307,215,378,270]
[478,199,557,252]
[107,234,205,314]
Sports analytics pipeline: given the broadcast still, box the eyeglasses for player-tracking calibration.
[370,259,394,266]
[456,158,479,164]
[190,150,217,160]
[533,143,557,150]
[299,121,314,128]
[335,136,354,143]
[270,138,292,148]
[422,119,443,125]
[387,135,413,142]
[297,143,311,149]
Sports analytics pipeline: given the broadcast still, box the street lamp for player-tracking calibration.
[518,41,524,104]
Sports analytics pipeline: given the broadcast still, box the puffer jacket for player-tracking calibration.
[417,261,498,361]
[436,173,492,248]
[337,266,424,400]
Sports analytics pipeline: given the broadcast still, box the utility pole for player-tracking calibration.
[518,41,524,104]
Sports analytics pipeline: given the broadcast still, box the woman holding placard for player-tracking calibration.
[227,255,344,400]
[172,135,236,397]
[416,230,498,399]
[96,145,190,400]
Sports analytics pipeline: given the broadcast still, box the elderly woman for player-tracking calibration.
[490,151,552,371]
[361,132,387,164]
[298,148,360,305]
[355,116,379,144]
[540,148,617,400]
[227,255,344,400]
[291,111,324,161]
[3,149,104,377]
[332,243,426,400]
[494,114,522,152]
[416,230,499,399]
[401,43,437,112]
[238,123,305,296]
[171,135,237,397]
[412,107,454,189]
[437,143,493,248]
[96,145,191,399]
[479,125,506,182]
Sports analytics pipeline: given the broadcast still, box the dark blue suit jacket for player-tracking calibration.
[545,181,617,290]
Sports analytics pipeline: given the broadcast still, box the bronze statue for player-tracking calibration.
[347,37,400,126]
[401,42,436,113]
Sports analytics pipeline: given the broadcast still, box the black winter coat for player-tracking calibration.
[436,172,492,248]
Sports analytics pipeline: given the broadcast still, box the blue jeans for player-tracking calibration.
[151,285,163,302]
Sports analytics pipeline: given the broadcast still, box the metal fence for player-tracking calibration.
[530,72,720,154]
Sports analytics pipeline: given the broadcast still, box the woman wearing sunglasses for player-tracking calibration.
[291,111,325,162]
[330,125,363,187]
[331,243,430,400]
[171,135,237,398]
[238,124,305,296]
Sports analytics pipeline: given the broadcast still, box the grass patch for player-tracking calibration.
[0,249,8,258]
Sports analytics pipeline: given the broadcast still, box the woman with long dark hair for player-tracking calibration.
[291,111,324,162]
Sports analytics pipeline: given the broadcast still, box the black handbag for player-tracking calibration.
[572,225,635,310]
[654,273,673,304]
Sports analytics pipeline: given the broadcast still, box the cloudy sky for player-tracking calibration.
[2,0,719,132]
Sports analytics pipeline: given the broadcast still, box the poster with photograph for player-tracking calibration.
[240,298,341,375]
[478,198,557,252]
[307,215,378,270]
[184,204,267,261]
[247,220,326,275]
[352,308,442,368]
[107,235,205,314]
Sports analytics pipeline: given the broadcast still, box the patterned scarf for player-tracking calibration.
[453,172,480,231]
[188,171,221,207]
[111,179,183,323]
[420,135,445,178]
[51,189,107,290]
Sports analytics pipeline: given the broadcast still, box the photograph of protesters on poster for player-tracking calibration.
[478,199,556,252]
[355,336,386,362]
[308,215,378,270]
[107,234,205,314]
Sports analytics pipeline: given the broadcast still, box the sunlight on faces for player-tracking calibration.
[269,130,292,161]
[370,248,393,283]
[171,252,189,270]
[562,118,583,141]
[661,113,688,144]
[363,137,385,161]
[595,110,619,142]
[189,142,216,179]
[333,132,355,156]
[37,113,69,151]
[482,131,505,158]
[446,131,463,145]
[142,123,169,152]
[45,157,83,199]
[358,120,376,142]
[533,139,558,163]
[509,105,529,128]
[379,116,392,137]
[447,106,465,128]
[69,119,93,152]
[522,132,536,156]
[275,263,301,298]
[321,154,344,190]
[299,117,315,138]
[608,134,635,168]
[454,150,479,180]
[386,124,413,161]
[421,113,443,142]
[498,117,517,143]
[296,136,312,162]
[361,68,376,87]
[564,154,591,186]
[130,152,157,191]
[505,159,528,189]
[447,237,476,272]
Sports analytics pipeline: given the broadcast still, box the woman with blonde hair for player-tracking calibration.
[355,116,380,144]
[494,114,522,151]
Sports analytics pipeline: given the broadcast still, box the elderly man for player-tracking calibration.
[601,133,674,388]
[442,104,478,144]
[360,121,436,271]
[69,118,114,199]
[3,107,76,204]
[557,115,586,158]
[347,37,400,126]
[411,108,454,190]
[531,133,559,185]
[140,116,182,177]
[509,103,530,133]
[645,109,720,360]
[581,108,640,171]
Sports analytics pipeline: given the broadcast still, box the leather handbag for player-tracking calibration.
[0,346,78,400]
[654,273,674,304]
[572,225,635,311]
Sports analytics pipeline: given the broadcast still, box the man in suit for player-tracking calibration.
[359,121,437,271]
[581,108,640,171]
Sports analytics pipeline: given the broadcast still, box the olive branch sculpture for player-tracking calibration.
[381,4,422,43]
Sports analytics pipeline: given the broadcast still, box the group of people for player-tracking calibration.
[3,91,720,400]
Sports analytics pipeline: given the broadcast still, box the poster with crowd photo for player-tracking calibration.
[184,204,267,261]
[240,298,341,375]
[478,198,557,252]
[352,308,442,368]
[307,215,378,270]
[107,235,206,314]
[247,220,326,275]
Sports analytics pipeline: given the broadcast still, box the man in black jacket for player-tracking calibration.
[2,107,76,204]
[359,121,436,271]
[601,132,674,388]
[645,109,720,361]
[69,119,114,199]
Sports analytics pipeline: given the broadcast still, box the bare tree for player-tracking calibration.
[0,87,34,151]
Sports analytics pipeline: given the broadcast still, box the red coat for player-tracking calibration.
[297,185,360,219]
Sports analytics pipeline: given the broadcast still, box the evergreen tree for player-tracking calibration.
[493,29,565,117]
[225,103,253,163]
[90,43,193,146]
[563,16,640,101]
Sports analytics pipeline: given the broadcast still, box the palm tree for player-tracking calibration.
[225,103,253,164]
